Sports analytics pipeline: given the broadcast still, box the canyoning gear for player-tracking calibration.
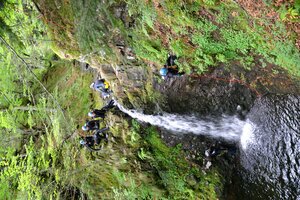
[88,111,95,118]
[89,109,105,119]
[88,100,115,119]
[93,127,109,144]
[91,79,110,92]
[101,90,111,99]
[160,54,184,79]
[160,66,184,79]
[95,79,105,89]
[206,143,237,158]
[82,125,89,131]
[82,135,96,147]
[103,80,110,89]
[89,82,95,89]
[80,139,86,145]
[160,68,168,76]
[165,54,177,67]
[104,99,115,110]
[90,79,112,99]
[80,127,110,151]
[83,120,100,131]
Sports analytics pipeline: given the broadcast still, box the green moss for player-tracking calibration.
[6,0,300,198]
[109,124,222,199]
[35,0,80,58]
[43,62,94,125]
[126,0,300,76]
[144,127,221,199]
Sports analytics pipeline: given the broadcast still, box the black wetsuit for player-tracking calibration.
[91,100,115,118]
[93,127,109,143]
[167,67,180,77]
[86,120,100,130]
[92,109,106,119]
[165,55,184,77]
[84,136,96,147]
[83,127,109,148]
[165,55,177,67]
[103,100,115,110]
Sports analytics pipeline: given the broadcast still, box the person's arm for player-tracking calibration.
[94,109,106,118]
[97,127,109,133]
[104,100,115,110]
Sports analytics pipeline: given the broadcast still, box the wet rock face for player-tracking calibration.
[90,62,151,108]
[114,65,147,88]
[156,75,257,116]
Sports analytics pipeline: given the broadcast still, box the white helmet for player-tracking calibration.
[88,111,95,117]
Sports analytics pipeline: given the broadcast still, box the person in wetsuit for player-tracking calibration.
[159,54,184,79]
[88,100,115,119]
[81,120,100,131]
[90,79,112,99]
[80,127,109,151]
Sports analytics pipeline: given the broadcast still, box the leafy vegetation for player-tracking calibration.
[1,0,299,199]
[276,0,300,22]
[31,0,300,77]
[32,0,300,108]
[126,0,300,76]
[0,51,222,198]
[111,123,222,200]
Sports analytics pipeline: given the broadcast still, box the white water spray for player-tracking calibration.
[117,103,254,143]
[240,121,255,150]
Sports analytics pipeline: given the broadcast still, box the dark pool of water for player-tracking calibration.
[229,94,300,200]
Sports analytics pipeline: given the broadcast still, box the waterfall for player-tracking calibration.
[117,103,255,143]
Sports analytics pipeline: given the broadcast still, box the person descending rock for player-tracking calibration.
[90,79,109,92]
[82,119,100,131]
[159,54,184,79]
[88,100,116,119]
[80,127,109,151]
[90,78,111,99]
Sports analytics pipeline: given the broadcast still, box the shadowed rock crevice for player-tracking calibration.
[156,75,256,116]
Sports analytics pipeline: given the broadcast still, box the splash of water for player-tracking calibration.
[240,121,255,150]
[117,103,254,142]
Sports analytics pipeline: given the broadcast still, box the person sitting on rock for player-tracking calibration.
[88,100,116,119]
[82,119,100,131]
[90,79,111,99]
[80,127,109,151]
[159,54,184,79]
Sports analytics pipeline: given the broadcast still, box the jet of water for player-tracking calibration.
[117,103,254,142]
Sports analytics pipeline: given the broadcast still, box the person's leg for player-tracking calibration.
[94,121,100,129]
[93,133,101,145]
